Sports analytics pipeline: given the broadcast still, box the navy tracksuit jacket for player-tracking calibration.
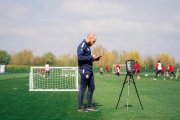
[77,39,94,71]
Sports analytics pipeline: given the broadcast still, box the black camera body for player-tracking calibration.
[126,59,135,73]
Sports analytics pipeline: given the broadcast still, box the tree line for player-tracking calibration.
[92,45,178,69]
[0,46,179,69]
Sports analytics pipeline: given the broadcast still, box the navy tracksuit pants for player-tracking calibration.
[78,69,95,108]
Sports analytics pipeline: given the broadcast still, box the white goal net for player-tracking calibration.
[112,64,126,74]
[176,69,180,78]
[29,67,79,91]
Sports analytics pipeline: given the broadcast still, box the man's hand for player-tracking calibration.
[93,54,97,59]
[93,54,102,61]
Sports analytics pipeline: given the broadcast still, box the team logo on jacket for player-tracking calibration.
[85,74,89,79]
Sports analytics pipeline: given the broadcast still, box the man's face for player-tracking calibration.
[88,36,96,46]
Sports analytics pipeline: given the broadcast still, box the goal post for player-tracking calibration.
[29,66,79,91]
[112,64,126,74]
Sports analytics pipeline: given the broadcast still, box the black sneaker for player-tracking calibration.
[87,106,98,112]
[78,107,89,112]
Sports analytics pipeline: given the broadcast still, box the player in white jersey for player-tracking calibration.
[45,62,50,77]
[154,60,165,80]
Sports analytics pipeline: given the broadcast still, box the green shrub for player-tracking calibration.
[6,65,30,73]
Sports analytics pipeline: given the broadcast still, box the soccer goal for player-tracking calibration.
[176,68,180,78]
[0,65,5,74]
[29,67,79,91]
[112,64,126,74]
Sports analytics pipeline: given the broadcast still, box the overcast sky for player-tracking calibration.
[0,0,180,62]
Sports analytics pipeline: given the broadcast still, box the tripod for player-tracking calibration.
[115,72,143,111]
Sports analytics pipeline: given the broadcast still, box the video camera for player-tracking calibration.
[126,59,135,74]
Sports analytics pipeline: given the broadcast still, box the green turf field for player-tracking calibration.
[0,73,180,120]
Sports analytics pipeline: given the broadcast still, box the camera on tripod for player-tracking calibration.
[116,59,143,110]
[126,59,135,74]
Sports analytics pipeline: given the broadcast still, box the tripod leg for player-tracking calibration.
[127,75,131,111]
[132,76,143,109]
[115,74,128,109]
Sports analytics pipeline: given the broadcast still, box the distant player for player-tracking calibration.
[99,66,103,75]
[115,64,120,76]
[134,61,140,80]
[40,67,45,76]
[45,62,50,77]
[106,65,109,75]
[154,60,165,80]
[161,64,166,80]
[168,63,177,79]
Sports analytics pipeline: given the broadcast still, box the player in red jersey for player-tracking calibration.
[134,61,140,80]
[115,64,120,76]
[167,63,177,79]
